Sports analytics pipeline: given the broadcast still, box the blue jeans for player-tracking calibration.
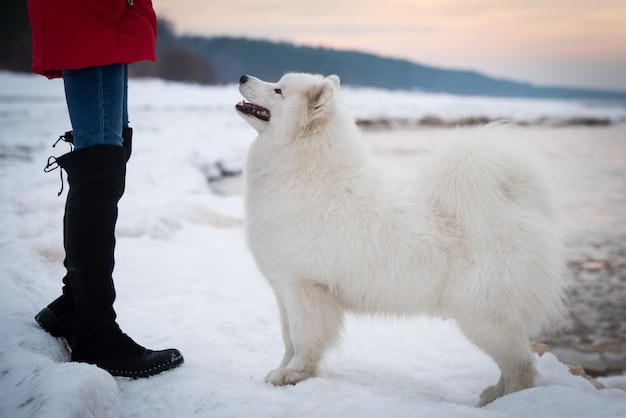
[62,64,129,150]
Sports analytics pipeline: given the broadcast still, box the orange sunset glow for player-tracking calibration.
[152,0,626,90]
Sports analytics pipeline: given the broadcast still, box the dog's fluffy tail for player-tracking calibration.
[421,125,558,240]
[420,125,568,335]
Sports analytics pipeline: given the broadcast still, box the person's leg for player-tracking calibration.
[62,64,125,150]
[61,65,125,359]
[36,64,128,341]
[37,64,183,377]
[35,64,126,341]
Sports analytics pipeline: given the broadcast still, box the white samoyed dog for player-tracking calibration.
[236,72,567,406]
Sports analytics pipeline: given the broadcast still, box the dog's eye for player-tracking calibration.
[274,88,282,95]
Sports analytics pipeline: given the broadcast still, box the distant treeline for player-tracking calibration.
[1,1,625,100]
[131,20,626,100]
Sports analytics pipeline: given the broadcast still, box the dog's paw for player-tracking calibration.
[264,368,312,386]
[478,383,505,407]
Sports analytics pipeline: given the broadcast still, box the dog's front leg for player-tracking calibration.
[265,280,343,386]
[277,296,294,368]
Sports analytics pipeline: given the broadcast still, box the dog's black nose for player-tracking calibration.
[239,75,248,84]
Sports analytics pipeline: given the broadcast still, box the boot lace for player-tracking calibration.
[44,132,74,196]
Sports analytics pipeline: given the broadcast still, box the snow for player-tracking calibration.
[1,71,625,417]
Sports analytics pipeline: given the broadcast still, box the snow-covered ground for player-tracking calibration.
[1,71,625,417]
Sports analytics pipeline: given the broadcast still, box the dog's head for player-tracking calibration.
[236,73,341,134]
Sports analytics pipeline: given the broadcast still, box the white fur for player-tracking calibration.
[237,73,567,406]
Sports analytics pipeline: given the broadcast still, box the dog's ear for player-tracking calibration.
[308,76,339,110]
[326,74,340,89]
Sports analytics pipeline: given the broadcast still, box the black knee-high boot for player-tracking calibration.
[38,143,183,378]
[36,127,133,343]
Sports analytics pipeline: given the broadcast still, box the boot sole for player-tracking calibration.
[77,349,185,379]
[108,353,185,379]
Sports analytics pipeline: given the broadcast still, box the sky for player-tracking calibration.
[151,0,626,91]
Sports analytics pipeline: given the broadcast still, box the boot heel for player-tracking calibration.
[35,307,70,340]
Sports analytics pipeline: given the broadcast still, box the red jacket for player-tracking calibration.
[28,0,157,79]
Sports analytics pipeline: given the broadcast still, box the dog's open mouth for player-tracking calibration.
[236,101,270,121]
